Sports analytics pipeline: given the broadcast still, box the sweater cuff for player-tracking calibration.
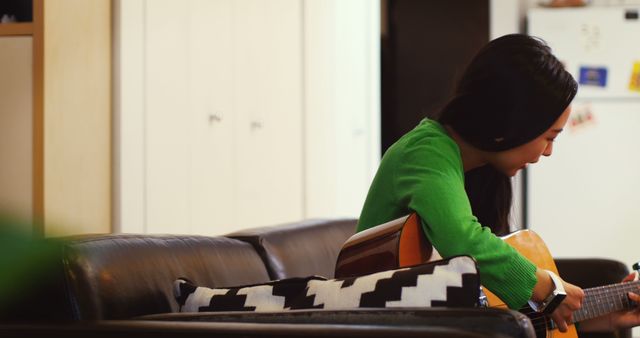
[497,256,538,309]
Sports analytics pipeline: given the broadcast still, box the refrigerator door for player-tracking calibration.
[529,7,640,99]
[528,100,640,267]
[528,7,640,267]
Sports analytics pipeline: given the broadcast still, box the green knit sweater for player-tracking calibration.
[357,119,537,309]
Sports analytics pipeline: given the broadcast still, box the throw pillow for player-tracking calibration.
[174,255,479,313]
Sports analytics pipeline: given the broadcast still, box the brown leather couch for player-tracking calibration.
[0,218,628,338]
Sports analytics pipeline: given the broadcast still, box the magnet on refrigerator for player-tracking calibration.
[578,66,608,87]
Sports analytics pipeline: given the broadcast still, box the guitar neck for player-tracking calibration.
[573,279,640,323]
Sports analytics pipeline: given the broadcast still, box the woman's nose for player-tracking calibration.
[542,143,553,157]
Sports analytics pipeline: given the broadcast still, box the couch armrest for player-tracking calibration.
[139,307,535,338]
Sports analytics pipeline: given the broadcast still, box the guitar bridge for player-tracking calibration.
[478,286,489,308]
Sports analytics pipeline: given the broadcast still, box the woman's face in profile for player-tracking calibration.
[488,106,572,177]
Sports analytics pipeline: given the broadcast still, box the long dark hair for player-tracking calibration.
[437,34,577,235]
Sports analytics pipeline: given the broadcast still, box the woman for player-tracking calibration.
[357,34,640,333]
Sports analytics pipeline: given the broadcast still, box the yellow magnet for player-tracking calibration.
[629,61,640,92]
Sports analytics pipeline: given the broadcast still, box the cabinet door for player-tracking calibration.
[144,0,303,233]
[0,37,32,223]
[188,0,236,235]
[304,0,381,218]
[234,0,303,228]
[145,0,191,233]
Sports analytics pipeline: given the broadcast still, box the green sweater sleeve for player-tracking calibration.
[394,133,537,309]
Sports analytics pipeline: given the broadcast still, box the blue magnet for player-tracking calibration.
[579,66,608,87]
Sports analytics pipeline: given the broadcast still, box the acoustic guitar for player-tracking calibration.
[335,213,638,338]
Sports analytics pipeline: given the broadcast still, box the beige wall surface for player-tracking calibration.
[42,0,111,236]
[0,37,33,223]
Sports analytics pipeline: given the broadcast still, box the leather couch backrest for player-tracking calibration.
[228,219,357,280]
[62,234,271,320]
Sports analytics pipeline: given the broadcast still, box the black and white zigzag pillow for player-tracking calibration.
[174,255,479,313]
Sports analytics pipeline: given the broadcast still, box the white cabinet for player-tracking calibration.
[188,0,236,232]
[233,0,304,228]
[144,0,191,234]
[114,0,380,235]
[303,0,380,218]
[142,0,303,235]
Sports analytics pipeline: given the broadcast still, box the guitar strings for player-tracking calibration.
[510,306,551,332]
[574,281,639,322]
[518,281,640,333]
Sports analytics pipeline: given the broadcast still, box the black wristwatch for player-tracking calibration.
[528,270,567,314]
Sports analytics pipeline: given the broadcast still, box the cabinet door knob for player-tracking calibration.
[250,121,263,130]
[208,114,222,124]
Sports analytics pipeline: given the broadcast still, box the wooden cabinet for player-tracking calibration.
[0,0,111,236]
[0,35,32,224]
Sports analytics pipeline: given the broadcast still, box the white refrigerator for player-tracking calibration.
[527,6,640,270]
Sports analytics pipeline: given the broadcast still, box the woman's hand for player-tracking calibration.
[550,280,584,332]
[579,272,640,332]
[532,268,584,332]
[606,273,640,330]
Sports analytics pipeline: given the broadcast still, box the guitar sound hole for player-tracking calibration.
[519,304,550,338]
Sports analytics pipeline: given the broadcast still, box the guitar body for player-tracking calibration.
[335,213,432,278]
[485,230,578,338]
[335,213,578,338]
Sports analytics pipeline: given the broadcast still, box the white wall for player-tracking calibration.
[113,0,145,233]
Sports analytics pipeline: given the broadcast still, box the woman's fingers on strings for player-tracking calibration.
[622,272,637,283]
[628,291,640,307]
[554,316,568,332]
[552,308,572,333]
